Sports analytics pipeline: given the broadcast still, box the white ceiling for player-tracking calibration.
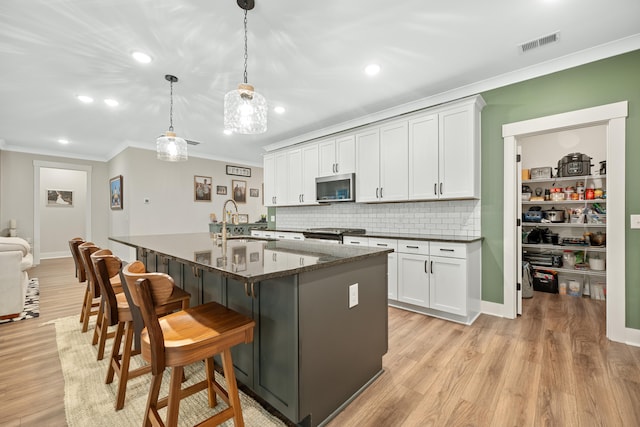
[1,0,639,166]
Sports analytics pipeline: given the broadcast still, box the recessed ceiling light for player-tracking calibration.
[365,64,381,76]
[57,139,69,144]
[77,95,93,103]
[223,129,233,135]
[274,106,286,114]
[104,98,119,107]
[132,51,152,64]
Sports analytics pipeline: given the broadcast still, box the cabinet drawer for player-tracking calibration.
[430,242,466,258]
[368,238,398,251]
[398,240,429,255]
[343,236,369,246]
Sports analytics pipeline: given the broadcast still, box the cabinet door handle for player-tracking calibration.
[431,260,434,274]
[350,241,360,244]
[424,260,428,273]
[440,183,443,195]
[434,183,438,195]
[244,282,250,297]
[336,163,339,173]
[376,243,388,247]
[301,194,304,202]
[380,187,383,198]
[376,187,379,198]
[439,248,455,252]
[406,245,419,249]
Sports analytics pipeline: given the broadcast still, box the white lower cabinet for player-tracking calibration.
[429,255,467,316]
[397,252,429,307]
[395,239,481,325]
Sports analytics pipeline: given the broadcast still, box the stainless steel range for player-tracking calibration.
[302,227,366,244]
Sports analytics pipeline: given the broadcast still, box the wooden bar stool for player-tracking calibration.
[79,244,122,359]
[124,270,255,427]
[77,242,101,333]
[95,260,190,410]
[69,238,94,326]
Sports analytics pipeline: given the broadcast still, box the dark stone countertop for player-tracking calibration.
[346,231,483,243]
[110,233,392,283]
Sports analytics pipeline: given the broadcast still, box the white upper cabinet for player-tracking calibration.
[408,96,484,201]
[266,95,484,205]
[275,144,319,206]
[356,121,408,202]
[438,101,481,199]
[264,151,288,206]
[408,114,439,200]
[286,148,303,205]
[355,128,381,202]
[318,135,355,177]
[301,144,319,204]
[379,120,409,201]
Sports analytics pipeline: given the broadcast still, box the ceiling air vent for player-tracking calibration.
[519,31,560,54]
[186,139,201,146]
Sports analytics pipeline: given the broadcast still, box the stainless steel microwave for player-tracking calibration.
[316,173,355,202]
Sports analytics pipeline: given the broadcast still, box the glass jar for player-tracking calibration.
[563,250,576,268]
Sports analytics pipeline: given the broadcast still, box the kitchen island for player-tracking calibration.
[110,233,391,427]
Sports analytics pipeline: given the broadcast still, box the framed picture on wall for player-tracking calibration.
[47,190,73,206]
[237,214,249,224]
[110,175,123,210]
[250,188,259,198]
[216,185,227,195]
[232,180,247,203]
[194,175,212,202]
[226,165,251,177]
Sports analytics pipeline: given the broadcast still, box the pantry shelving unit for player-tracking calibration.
[521,174,607,285]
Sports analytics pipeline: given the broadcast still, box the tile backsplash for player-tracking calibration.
[276,200,481,237]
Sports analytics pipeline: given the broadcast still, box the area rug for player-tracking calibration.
[47,315,286,427]
[0,278,39,324]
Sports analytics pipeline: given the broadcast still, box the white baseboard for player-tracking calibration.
[40,251,71,259]
[625,327,640,347]
[481,300,506,318]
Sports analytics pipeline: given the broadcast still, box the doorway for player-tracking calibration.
[33,161,92,264]
[502,101,627,343]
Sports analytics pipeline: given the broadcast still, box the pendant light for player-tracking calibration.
[224,0,267,134]
[156,74,188,161]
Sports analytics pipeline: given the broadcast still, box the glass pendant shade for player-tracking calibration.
[156,131,188,161]
[224,83,267,134]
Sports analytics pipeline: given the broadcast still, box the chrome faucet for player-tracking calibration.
[221,199,239,243]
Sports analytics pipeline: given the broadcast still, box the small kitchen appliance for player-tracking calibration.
[557,152,593,177]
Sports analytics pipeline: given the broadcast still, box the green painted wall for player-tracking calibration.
[480,49,640,329]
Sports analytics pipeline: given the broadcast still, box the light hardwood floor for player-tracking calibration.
[1,257,639,426]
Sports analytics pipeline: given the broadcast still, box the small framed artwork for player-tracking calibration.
[47,190,73,206]
[216,185,227,195]
[232,180,247,203]
[250,188,259,198]
[216,257,226,268]
[226,165,251,177]
[249,252,260,263]
[110,175,123,210]
[194,175,212,202]
[237,214,249,224]
[194,250,212,265]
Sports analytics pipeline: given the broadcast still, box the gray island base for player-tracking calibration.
[110,233,391,426]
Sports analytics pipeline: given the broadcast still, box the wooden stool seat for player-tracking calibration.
[143,302,254,367]
[126,270,254,427]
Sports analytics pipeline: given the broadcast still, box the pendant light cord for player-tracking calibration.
[243,7,248,84]
[169,79,174,131]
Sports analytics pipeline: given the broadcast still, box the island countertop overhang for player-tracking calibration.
[110,232,392,283]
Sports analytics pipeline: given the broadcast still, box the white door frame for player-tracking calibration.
[502,101,627,343]
[33,160,92,264]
